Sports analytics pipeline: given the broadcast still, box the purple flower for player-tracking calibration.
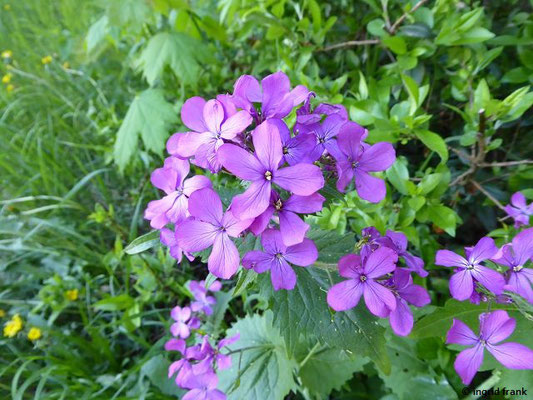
[504,192,533,228]
[360,226,382,257]
[167,97,252,172]
[189,280,222,315]
[170,306,193,339]
[176,188,253,279]
[296,97,348,126]
[335,122,396,203]
[435,237,505,301]
[242,229,318,290]
[296,114,346,161]
[195,334,240,372]
[160,227,194,263]
[249,191,325,246]
[231,71,309,121]
[165,338,186,353]
[327,248,398,317]
[446,310,533,385]
[217,120,324,220]
[492,227,533,303]
[271,119,316,166]
[384,269,430,336]
[182,372,226,400]
[144,157,212,229]
[378,230,428,277]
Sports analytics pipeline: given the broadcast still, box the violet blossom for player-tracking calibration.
[435,237,505,301]
[335,121,396,203]
[167,97,252,172]
[327,248,398,317]
[217,120,324,220]
[242,229,318,290]
[296,114,346,162]
[249,191,325,246]
[446,310,533,385]
[271,118,316,166]
[378,230,428,277]
[176,188,253,279]
[170,306,195,339]
[504,192,533,228]
[160,226,194,263]
[144,157,212,229]
[189,280,222,315]
[492,227,533,303]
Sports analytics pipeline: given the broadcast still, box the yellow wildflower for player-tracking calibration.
[27,327,42,341]
[41,55,52,65]
[0,309,5,317]
[6,84,14,93]
[1,50,12,59]
[66,289,79,301]
[3,314,23,337]
[2,73,12,84]
[62,61,70,69]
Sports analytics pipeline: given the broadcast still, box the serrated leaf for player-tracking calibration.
[218,311,297,400]
[114,89,177,171]
[125,230,161,254]
[135,32,208,86]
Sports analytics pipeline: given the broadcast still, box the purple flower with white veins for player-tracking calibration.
[504,192,533,228]
[176,188,253,279]
[189,280,222,315]
[160,227,194,264]
[447,310,533,385]
[296,114,346,161]
[167,97,252,172]
[327,248,398,317]
[242,229,318,290]
[435,237,505,301]
[384,269,430,336]
[492,227,533,303]
[231,71,309,122]
[144,157,212,229]
[377,230,428,277]
[335,122,396,203]
[270,118,316,166]
[217,120,324,220]
[249,191,325,246]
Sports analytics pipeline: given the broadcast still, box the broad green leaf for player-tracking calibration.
[417,173,442,195]
[135,32,209,86]
[125,230,161,254]
[106,0,150,28]
[299,347,368,397]
[382,35,407,55]
[415,130,448,162]
[262,268,390,373]
[94,294,134,311]
[219,311,297,400]
[402,74,419,115]
[307,227,356,265]
[426,204,457,236]
[141,355,185,396]
[85,16,109,54]
[114,89,177,171]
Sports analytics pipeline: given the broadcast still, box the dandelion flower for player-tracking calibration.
[27,327,42,341]
[3,314,23,337]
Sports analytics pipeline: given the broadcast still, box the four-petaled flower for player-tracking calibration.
[435,237,505,301]
[189,280,222,315]
[243,229,318,290]
[504,192,533,228]
[170,306,193,339]
[145,157,212,229]
[335,121,396,203]
[218,120,324,220]
[378,230,428,277]
[447,310,533,385]
[176,188,253,279]
[327,248,398,317]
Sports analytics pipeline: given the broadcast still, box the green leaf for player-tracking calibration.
[85,16,109,54]
[135,32,209,86]
[94,294,134,311]
[386,157,413,196]
[262,268,390,373]
[426,204,458,236]
[402,74,419,115]
[415,130,448,162]
[125,230,161,254]
[307,227,356,265]
[382,35,407,55]
[417,173,442,195]
[218,311,297,400]
[114,89,178,171]
[141,355,185,396]
[299,347,368,397]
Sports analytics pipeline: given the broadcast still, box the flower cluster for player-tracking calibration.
[327,227,430,336]
[145,71,397,290]
[504,192,533,228]
[166,280,238,399]
[435,228,533,305]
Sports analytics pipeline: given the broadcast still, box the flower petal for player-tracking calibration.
[188,188,223,225]
[176,220,218,252]
[337,254,362,278]
[283,193,325,214]
[230,180,272,220]
[479,310,516,344]
[221,210,253,237]
[435,250,468,268]
[363,280,396,317]
[284,238,317,266]
[487,342,533,369]
[510,192,527,208]
[446,319,478,345]
[327,279,363,311]
[181,96,207,132]
[220,110,252,139]
[468,237,498,264]
[354,170,386,203]
[511,227,533,266]
[279,210,309,246]
[471,265,505,295]
[364,247,398,279]
[150,166,179,194]
[249,206,275,235]
[242,250,273,273]
[398,284,431,307]
[203,99,225,134]
[449,269,474,301]
[389,299,414,336]
[270,258,297,290]
[252,120,283,171]
[167,131,212,158]
[283,134,317,166]
[454,344,484,385]
[217,143,264,180]
[233,75,262,103]
[208,233,240,279]
[336,121,366,159]
[358,142,396,172]
[274,164,324,195]
[261,71,291,117]
[182,175,212,197]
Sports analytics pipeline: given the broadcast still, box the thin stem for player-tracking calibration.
[471,180,506,212]
[319,39,380,52]
[389,0,429,34]
[299,341,321,368]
